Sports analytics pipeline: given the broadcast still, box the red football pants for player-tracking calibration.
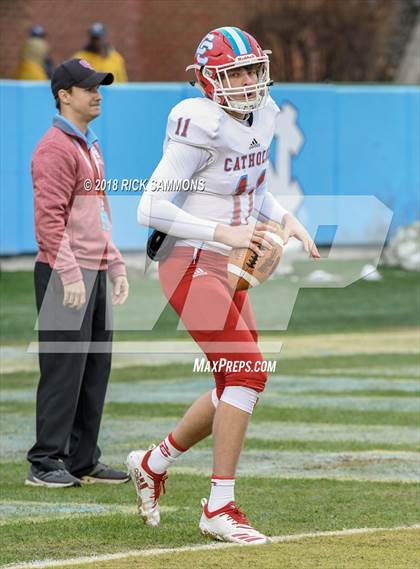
[159,247,268,399]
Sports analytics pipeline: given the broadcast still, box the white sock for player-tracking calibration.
[147,433,187,475]
[208,475,235,512]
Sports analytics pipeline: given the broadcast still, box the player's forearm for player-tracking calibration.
[138,193,216,241]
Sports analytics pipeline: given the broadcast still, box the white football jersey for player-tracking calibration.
[164,95,280,254]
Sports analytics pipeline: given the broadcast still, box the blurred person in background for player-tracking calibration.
[73,22,128,82]
[15,35,49,81]
[29,25,54,78]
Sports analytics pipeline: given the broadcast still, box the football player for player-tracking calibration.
[128,26,319,544]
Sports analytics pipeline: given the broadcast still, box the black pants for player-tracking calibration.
[27,262,113,477]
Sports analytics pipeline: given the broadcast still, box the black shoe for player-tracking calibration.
[80,463,130,484]
[25,465,81,488]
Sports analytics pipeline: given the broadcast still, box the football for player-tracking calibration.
[227,230,284,291]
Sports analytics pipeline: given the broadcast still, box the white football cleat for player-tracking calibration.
[126,446,167,527]
[199,498,271,545]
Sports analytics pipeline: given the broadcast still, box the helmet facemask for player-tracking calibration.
[202,54,271,113]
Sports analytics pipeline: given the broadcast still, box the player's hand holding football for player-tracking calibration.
[214,222,279,257]
[281,212,320,258]
[63,280,86,310]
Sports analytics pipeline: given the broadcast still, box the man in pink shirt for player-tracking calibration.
[26,59,130,487]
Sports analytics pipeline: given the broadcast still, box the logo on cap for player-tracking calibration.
[79,59,94,70]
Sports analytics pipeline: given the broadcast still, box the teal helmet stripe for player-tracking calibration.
[231,27,252,53]
[217,27,252,56]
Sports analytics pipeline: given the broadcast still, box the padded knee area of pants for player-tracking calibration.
[220,386,259,414]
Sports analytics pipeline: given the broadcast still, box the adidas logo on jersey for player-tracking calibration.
[192,267,208,279]
[249,138,260,149]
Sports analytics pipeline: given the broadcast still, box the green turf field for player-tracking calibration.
[0,267,419,568]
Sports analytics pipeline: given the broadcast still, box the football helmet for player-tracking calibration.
[187,27,271,113]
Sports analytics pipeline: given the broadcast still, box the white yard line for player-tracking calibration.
[3,524,419,569]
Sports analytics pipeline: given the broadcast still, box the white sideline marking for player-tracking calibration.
[4,524,420,568]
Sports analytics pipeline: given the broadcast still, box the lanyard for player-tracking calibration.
[73,139,103,193]
[73,139,111,231]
